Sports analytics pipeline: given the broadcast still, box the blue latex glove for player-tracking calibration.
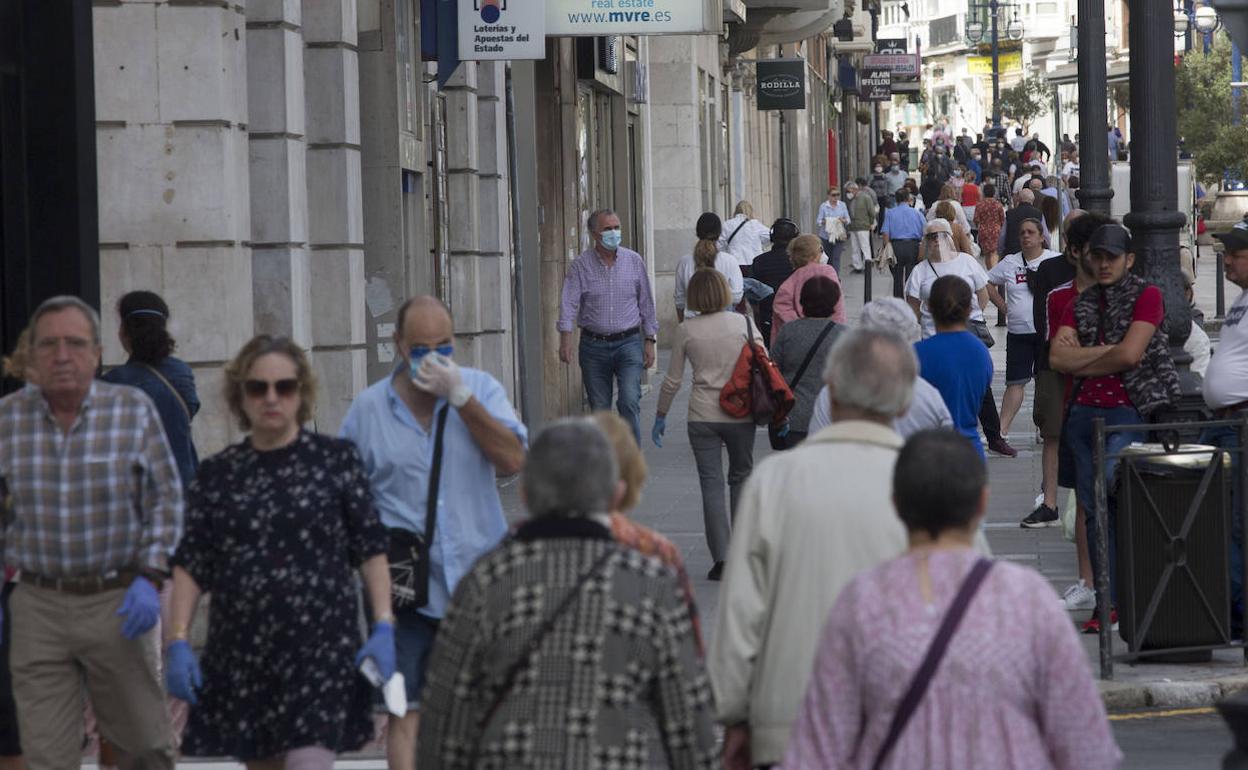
[355,621,396,682]
[651,415,666,447]
[117,576,161,640]
[165,639,202,705]
[777,421,791,438]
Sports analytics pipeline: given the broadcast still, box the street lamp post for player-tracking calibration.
[966,1,1021,130]
[1126,0,1196,384]
[1075,0,1113,215]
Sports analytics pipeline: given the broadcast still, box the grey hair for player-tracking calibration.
[31,295,102,344]
[587,209,617,234]
[859,297,922,345]
[523,418,619,518]
[821,328,917,420]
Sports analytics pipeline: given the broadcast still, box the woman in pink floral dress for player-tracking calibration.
[783,430,1120,770]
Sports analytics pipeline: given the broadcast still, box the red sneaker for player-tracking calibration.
[987,436,1018,457]
[1081,609,1119,634]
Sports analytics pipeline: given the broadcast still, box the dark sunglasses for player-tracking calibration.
[243,378,299,398]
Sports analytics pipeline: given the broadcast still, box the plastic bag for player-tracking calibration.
[1060,487,1078,543]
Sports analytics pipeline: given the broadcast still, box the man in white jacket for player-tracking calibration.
[709,328,916,769]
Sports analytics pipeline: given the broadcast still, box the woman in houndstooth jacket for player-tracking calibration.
[417,419,717,770]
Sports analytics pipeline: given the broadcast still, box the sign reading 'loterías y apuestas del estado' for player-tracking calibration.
[458,0,546,60]
[545,0,722,36]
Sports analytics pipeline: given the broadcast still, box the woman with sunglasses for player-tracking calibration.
[163,335,394,770]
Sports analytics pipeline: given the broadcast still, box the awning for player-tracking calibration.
[1047,58,1130,86]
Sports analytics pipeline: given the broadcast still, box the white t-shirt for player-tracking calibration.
[673,251,744,315]
[1204,289,1248,408]
[807,378,953,438]
[718,215,772,266]
[986,250,1061,335]
[1061,161,1080,180]
[905,253,990,338]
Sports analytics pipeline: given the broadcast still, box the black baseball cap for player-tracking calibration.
[1215,218,1248,253]
[1088,223,1131,256]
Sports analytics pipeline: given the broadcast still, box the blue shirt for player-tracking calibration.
[101,356,200,485]
[881,204,927,241]
[340,367,527,619]
[967,158,983,182]
[817,200,849,241]
[914,331,993,458]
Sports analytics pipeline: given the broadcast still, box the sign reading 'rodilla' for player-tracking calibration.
[756,59,806,111]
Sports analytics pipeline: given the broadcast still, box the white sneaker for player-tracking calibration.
[1061,580,1096,611]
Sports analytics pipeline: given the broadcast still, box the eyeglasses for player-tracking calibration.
[34,336,92,354]
[243,378,299,399]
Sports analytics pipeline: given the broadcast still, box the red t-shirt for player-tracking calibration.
[1058,284,1165,408]
[961,183,981,207]
[1048,284,1079,403]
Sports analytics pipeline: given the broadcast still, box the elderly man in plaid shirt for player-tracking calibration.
[0,296,182,769]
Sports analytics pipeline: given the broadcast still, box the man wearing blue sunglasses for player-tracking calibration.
[340,295,527,770]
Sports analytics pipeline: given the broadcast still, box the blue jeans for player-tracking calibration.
[394,607,440,708]
[1066,404,1147,605]
[1201,424,1244,634]
[579,334,644,443]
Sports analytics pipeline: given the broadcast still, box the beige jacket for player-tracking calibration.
[707,420,910,766]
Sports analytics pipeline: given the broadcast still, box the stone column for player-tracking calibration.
[646,35,704,342]
[247,1,311,346]
[304,0,368,431]
[94,0,253,454]
[472,62,518,397]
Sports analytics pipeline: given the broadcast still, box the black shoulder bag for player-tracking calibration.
[871,558,994,770]
[725,218,749,246]
[387,405,450,610]
[768,321,837,450]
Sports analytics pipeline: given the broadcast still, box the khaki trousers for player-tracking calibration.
[9,583,173,770]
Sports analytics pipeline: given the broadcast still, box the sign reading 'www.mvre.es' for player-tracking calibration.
[546,0,722,35]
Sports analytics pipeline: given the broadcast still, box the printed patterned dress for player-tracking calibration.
[783,548,1122,770]
[171,431,388,760]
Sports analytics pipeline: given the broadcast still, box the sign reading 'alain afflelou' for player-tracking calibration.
[756,59,806,110]
[458,0,546,60]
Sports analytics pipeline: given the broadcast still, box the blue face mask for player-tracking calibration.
[408,344,454,379]
[600,229,622,251]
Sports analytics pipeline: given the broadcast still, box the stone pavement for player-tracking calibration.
[501,248,1248,713]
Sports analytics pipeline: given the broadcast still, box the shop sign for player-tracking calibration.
[458,0,546,59]
[875,38,908,54]
[859,67,891,101]
[863,53,919,77]
[756,59,806,110]
[546,0,722,36]
[968,51,1023,74]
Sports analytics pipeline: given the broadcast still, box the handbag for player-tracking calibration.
[720,315,795,426]
[871,558,995,770]
[387,405,450,610]
[769,320,837,451]
[969,319,996,348]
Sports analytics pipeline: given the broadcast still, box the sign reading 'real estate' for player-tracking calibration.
[756,59,806,111]
[546,0,722,36]
[458,0,546,60]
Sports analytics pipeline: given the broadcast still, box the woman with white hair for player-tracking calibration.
[418,419,717,769]
[807,297,953,438]
[719,200,772,267]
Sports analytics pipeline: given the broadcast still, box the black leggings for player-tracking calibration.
[979,386,1002,442]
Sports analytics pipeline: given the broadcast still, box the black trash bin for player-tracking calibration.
[1116,443,1232,656]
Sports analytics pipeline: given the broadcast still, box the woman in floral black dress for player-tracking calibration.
[164,335,395,769]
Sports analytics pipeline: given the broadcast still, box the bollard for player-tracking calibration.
[1218,691,1248,768]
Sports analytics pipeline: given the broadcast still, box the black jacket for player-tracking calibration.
[750,246,796,341]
